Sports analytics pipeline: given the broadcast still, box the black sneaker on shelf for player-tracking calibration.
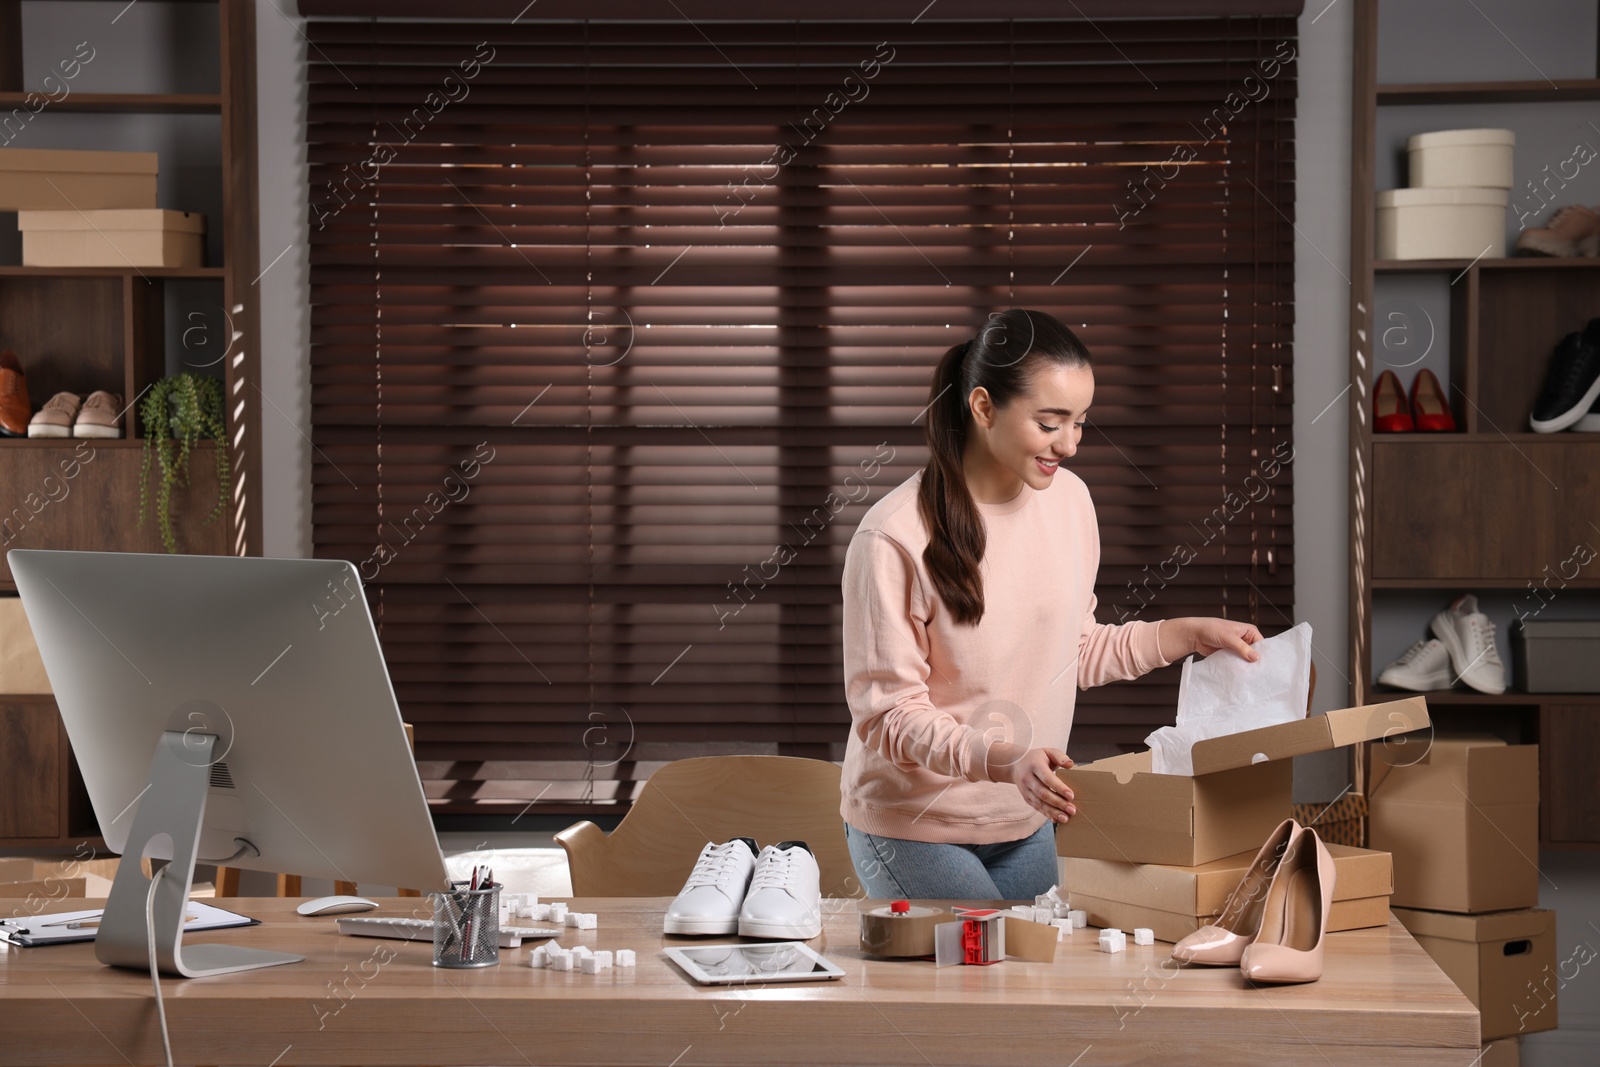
[1530,327,1600,433]
[1575,392,1600,432]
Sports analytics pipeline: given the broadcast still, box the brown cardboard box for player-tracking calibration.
[1480,1036,1520,1067]
[1369,736,1539,913]
[1291,792,1368,847]
[0,597,51,694]
[1064,843,1393,944]
[19,209,204,268]
[1057,697,1430,866]
[0,148,157,210]
[1392,907,1557,1041]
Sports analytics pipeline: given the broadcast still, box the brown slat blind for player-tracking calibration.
[304,14,1297,815]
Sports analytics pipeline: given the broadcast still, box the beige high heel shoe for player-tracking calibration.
[1170,818,1301,966]
[1239,825,1336,984]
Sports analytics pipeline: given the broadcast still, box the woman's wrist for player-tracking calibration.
[1157,617,1195,663]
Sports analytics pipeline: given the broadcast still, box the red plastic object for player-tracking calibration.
[890,899,910,914]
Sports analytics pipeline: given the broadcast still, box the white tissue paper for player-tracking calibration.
[1145,621,1313,775]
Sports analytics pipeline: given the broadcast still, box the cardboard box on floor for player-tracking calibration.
[1368,735,1539,913]
[1056,697,1430,867]
[0,148,157,210]
[1064,843,1393,945]
[1393,906,1557,1041]
[1480,1037,1520,1067]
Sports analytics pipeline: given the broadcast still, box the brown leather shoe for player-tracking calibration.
[1516,203,1600,257]
[0,351,30,437]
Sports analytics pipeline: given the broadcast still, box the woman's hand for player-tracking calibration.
[1158,617,1264,663]
[986,742,1077,823]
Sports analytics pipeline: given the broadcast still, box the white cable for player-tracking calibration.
[145,864,175,1067]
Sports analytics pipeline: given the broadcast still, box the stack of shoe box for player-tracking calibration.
[1369,734,1553,1051]
[1054,699,1426,946]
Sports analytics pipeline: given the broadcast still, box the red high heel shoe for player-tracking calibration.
[1374,370,1413,432]
[1409,368,1456,431]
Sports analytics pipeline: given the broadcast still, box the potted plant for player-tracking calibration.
[138,372,229,553]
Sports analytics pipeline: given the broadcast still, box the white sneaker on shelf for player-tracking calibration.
[738,841,822,940]
[1430,594,1507,695]
[663,837,758,935]
[1377,638,1454,691]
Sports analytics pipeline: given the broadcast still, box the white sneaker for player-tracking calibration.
[1377,638,1453,691]
[738,841,822,940]
[663,838,758,935]
[1430,595,1507,695]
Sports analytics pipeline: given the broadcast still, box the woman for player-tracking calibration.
[840,309,1261,901]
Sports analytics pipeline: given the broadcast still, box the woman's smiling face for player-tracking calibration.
[962,362,1095,503]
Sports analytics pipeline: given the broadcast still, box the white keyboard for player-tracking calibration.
[336,916,563,948]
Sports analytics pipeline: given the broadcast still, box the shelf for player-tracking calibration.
[1371,687,1599,706]
[1375,257,1600,273]
[1371,577,1600,590]
[0,266,224,279]
[1376,79,1600,104]
[0,92,221,114]
[1370,433,1587,444]
[0,438,143,447]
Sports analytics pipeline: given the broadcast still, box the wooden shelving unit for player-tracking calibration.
[1349,0,1600,849]
[0,0,260,849]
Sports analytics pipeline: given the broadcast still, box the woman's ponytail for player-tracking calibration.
[916,310,1092,626]
[918,340,987,624]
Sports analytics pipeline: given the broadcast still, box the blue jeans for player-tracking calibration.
[844,820,1059,901]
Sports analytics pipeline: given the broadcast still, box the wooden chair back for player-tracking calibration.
[555,755,861,898]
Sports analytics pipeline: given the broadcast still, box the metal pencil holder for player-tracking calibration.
[432,881,500,968]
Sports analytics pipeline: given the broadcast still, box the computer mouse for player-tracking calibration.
[296,895,379,916]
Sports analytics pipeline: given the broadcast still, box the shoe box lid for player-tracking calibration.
[1406,128,1516,151]
[17,209,205,235]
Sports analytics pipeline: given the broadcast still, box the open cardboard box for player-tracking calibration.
[1064,843,1393,945]
[1056,697,1430,866]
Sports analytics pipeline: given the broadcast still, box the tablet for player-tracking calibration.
[662,941,846,985]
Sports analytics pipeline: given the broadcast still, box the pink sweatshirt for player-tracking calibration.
[840,467,1171,845]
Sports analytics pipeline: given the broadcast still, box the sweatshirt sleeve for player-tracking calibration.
[841,529,995,783]
[1076,597,1172,689]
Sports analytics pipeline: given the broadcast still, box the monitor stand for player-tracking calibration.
[96,730,304,977]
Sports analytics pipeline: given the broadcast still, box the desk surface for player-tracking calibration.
[0,896,1478,1067]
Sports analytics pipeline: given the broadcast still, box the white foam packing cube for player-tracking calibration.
[1052,918,1073,936]
[1031,906,1054,925]
[548,950,574,971]
[616,949,636,967]
[570,944,592,957]
[593,950,613,970]
[565,912,583,928]
[548,903,568,921]
[577,912,598,930]
[580,954,603,974]
[530,904,550,921]
[1133,928,1155,946]
[1069,910,1087,928]
[1053,902,1072,919]
[1098,929,1126,954]
[527,944,549,968]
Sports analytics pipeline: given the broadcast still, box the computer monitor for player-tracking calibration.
[7,549,451,978]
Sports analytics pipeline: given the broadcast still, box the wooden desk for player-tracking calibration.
[0,897,1478,1066]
